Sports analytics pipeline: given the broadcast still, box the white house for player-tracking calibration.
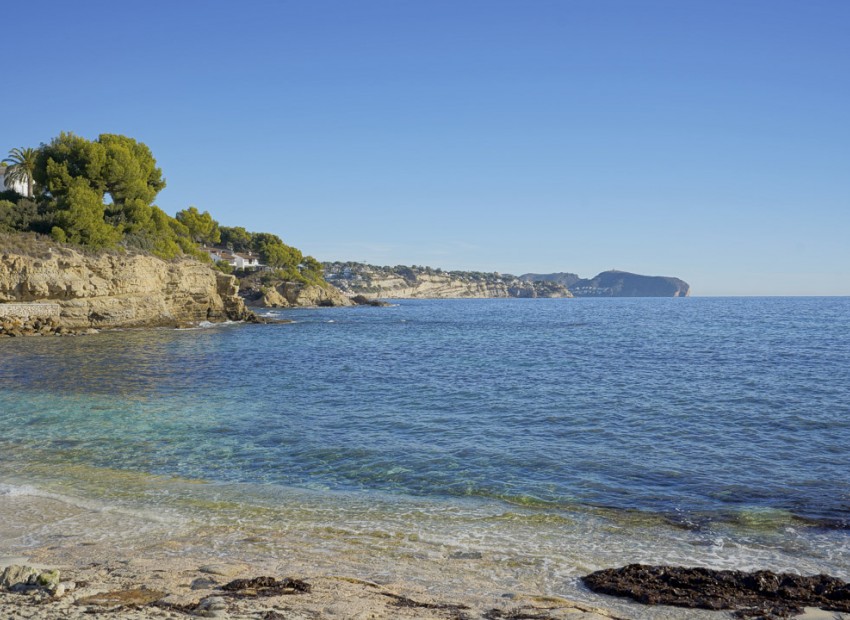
[0,165,29,196]
[201,246,263,270]
[231,251,261,270]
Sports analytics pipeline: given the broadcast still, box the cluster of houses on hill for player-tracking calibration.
[200,246,267,271]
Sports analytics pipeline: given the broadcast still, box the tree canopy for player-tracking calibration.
[1,132,327,286]
[24,132,201,254]
[176,206,221,245]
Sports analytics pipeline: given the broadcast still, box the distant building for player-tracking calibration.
[200,246,264,270]
[0,165,29,196]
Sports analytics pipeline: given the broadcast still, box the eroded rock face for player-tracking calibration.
[582,564,850,618]
[242,282,353,308]
[0,247,253,329]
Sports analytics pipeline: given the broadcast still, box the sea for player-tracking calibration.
[1,297,849,616]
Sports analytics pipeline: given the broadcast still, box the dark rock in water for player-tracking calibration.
[582,564,850,618]
[351,294,391,307]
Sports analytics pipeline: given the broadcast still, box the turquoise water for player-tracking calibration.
[1,297,849,598]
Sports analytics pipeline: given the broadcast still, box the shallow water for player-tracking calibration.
[1,297,849,612]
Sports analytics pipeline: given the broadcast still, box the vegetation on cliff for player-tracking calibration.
[1,133,327,289]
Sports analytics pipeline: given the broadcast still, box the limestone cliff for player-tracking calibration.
[0,243,253,329]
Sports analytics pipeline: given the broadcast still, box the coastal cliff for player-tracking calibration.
[0,238,253,330]
[324,263,572,299]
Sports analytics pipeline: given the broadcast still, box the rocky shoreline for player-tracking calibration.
[0,244,255,331]
[0,314,98,337]
[3,556,847,620]
[0,558,620,620]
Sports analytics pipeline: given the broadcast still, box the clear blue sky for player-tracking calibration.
[4,1,849,295]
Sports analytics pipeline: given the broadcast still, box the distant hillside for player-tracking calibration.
[324,263,572,299]
[519,272,581,288]
[568,270,690,297]
[324,263,690,299]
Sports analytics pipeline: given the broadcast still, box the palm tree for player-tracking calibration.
[2,147,37,198]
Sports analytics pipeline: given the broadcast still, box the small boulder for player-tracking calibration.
[0,565,38,589]
[36,569,61,589]
[191,577,219,590]
[196,595,228,617]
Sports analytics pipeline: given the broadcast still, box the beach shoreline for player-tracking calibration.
[0,481,708,620]
[2,486,847,619]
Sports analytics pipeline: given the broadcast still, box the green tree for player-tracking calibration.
[32,132,187,256]
[2,147,38,198]
[300,255,325,284]
[175,206,221,245]
[52,178,121,248]
[99,134,166,206]
[34,132,107,197]
[99,134,165,231]
[251,232,303,272]
[220,225,252,251]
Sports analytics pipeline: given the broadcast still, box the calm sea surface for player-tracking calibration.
[1,297,849,608]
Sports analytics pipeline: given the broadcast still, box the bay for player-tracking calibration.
[1,297,849,611]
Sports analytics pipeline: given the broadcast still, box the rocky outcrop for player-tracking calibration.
[351,295,391,307]
[241,281,353,308]
[582,564,850,618]
[0,315,94,337]
[0,565,72,598]
[0,245,254,330]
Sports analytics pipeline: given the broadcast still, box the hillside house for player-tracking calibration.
[201,247,264,270]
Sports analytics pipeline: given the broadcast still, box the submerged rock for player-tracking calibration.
[351,294,391,307]
[582,564,850,618]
